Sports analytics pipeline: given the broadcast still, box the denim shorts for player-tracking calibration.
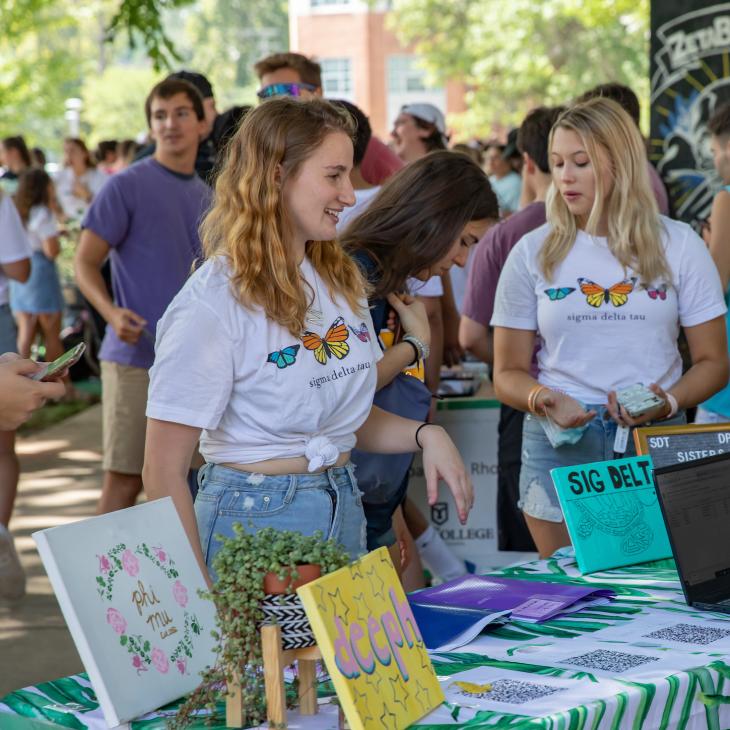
[194,462,367,579]
[519,405,687,523]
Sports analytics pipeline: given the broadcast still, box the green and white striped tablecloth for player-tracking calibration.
[3,548,730,729]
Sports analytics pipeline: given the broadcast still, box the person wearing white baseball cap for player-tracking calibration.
[391,103,450,164]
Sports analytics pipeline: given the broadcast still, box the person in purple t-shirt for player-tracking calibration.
[75,78,210,514]
[460,106,563,553]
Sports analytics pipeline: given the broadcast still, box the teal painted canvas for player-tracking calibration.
[551,455,672,573]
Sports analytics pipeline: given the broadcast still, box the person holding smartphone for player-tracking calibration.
[491,98,728,558]
[142,98,474,580]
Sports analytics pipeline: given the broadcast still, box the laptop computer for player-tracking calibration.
[654,452,730,613]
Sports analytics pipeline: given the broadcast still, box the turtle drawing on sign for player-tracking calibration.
[575,493,653,554]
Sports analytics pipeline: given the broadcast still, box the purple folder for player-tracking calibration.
[409,575,615,622]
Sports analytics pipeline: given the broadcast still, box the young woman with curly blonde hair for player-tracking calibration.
[492,97,728,558]
[143,97,473,577]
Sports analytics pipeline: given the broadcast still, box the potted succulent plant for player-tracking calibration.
[171,524,350,728]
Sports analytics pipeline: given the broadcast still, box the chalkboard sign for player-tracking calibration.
[650,1,730,225]
[634,423,730,469]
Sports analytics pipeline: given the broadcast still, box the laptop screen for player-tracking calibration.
[654,453,730,600]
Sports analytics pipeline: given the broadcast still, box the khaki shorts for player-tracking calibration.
[101,361,149,475]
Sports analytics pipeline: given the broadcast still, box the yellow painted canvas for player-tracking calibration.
[297,547,444,730]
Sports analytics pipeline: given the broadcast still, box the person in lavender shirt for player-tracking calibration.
[74,77,210,514]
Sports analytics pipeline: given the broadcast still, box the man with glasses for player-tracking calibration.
[75,78,211,515]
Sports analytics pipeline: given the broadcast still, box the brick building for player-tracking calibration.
[289,0,467,139]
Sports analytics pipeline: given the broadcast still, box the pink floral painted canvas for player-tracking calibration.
[32,497,217,727]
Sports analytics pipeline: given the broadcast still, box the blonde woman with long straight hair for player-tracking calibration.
[492,97,728,558]
[142,97,473,579]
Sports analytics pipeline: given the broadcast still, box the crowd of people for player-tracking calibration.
[0,51,728,602]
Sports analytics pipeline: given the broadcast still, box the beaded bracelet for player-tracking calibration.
[403,333,430,362]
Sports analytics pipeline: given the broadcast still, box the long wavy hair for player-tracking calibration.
[542,97,669,284]
[341,150,498,298]
[14,168,52,225]
[200,97,366,336]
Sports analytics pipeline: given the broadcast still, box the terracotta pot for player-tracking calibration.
[263,564,321,595]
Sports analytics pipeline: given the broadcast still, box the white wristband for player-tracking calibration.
[665,393,678,419]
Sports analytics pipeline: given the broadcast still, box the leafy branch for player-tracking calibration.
[106,0,195,70]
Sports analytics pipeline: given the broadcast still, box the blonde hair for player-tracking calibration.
[200,97,366,336]
[541,97,670,284]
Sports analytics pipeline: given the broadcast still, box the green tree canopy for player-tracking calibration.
[81,66,162,145]
[0,0,287,154]
[390,0,649,137]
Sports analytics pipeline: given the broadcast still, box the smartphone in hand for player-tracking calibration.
[29,343,86,382]
[616,383,666,418]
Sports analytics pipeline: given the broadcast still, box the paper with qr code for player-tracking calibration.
[437,666,625,718]
[504,639,717,679]
[594,614,730,652]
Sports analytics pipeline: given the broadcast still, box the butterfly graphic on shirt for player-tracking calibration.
[544,287,576,301]
[348,322,371,342]
[577,277,637,308]
[302,316,350,365]
[646,283,668,301]
[266,344,301,369]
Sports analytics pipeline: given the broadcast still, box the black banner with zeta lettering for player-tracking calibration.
[650,2,730,226]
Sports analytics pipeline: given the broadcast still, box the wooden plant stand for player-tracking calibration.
[225,624,322,728]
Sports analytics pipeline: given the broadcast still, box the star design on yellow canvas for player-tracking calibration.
[418,647,433,673]
[378,548,394,569]
[328,587,351,623]
[314,583,328,613]
[414,678,432,713]
[378,704,398,729]
[349,558,366,583]
[365,670,383,694]
[365,564,386,599]
[353,592,371,626]
[388,674,409,710]
[353,686,373,725]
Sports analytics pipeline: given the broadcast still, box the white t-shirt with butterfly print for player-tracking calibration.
[147,255,382,470]
[491,216,726,404]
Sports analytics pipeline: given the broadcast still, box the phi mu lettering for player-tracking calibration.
[567,459,652,495]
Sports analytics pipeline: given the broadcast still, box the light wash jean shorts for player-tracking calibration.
[194,462,367,579]
[519,405,687,523]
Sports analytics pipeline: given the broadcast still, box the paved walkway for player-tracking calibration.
[0,404,103,696]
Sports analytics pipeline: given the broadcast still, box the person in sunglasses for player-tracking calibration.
[254,52,322,100]
[253,52,403,186]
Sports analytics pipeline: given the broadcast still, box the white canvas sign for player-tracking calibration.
[33,498,217,727]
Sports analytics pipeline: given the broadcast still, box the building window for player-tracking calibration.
[386,54,446,131]
[387,55,429,93]
[321,58,353,99]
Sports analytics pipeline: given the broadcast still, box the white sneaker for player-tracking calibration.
[0,524,26,600]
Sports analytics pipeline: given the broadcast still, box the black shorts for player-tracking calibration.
[362,468,410,550]
[497,404,536,552]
